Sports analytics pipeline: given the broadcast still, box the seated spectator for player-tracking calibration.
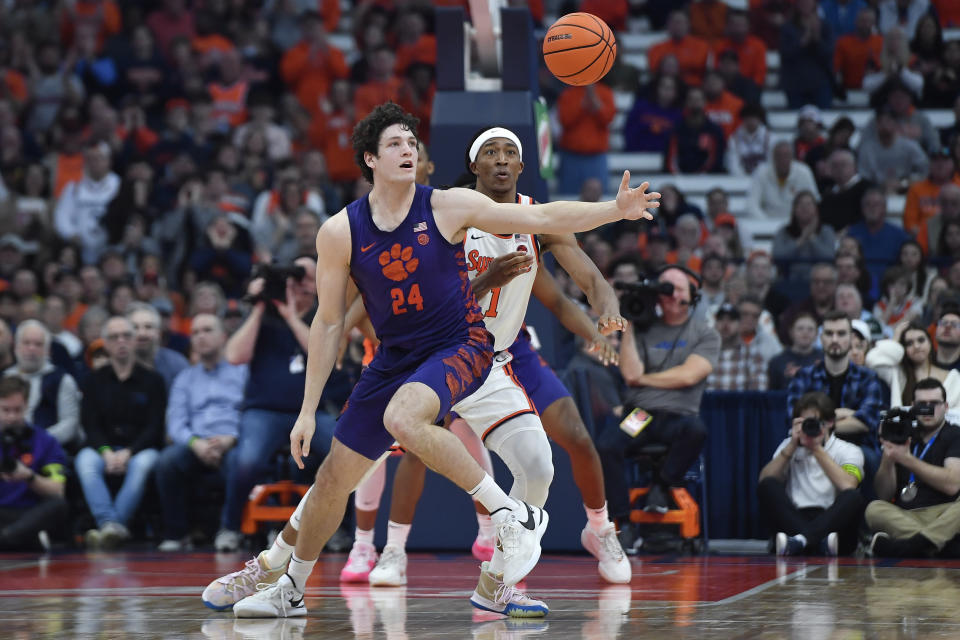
[794,105,827,166]
[556,82,616,195]
[232,92,291,163]
[788,311,885,481]
[665,214,704,272]
[779,0,836,109]
[279,11,349,117]
[780,263,839,338]
[707,302,767,390]
[935,221,960,265]
[189,213,253,299]
[848,188,911,296]
[858,106,930,192]
[873,267,923,335]
[820,149,875,232]
[749,141,820,218]
[746,250,791,319]
[739,295,783,363]
[693,254,726,318]
[4,320,82,452]
[647,10,710,86]
[154,314,246,551]
[836,283,884,339]
[75,316,166,549]
[127,302,189,391]
[657,184,704,229]
[0,376,68,551]
[716,49,762,107]
[904,148,960,235]
[918,185,960,255]
[924,41,960,109]
[934,304,960,371]
[895,240,937,304]
[876,0,930,38]
[850,318,874,365]
[863,27,924,98]
[769,313,823,390]
[354,45,403,119]
[874,80,941,153]
[42,294,83,361]
[867,321,960,411]
[713,10,767,86]
[702,70,743,139]
[866,377,960,557]
[623,75,683,153]
[910,14,942,74]
[690,0,728,43]
[940,95,960,147]
[665,88,727,174]
[834,7,883,90]
[759,391,864,556]
[772,191,836,281]
[726,103,770,176]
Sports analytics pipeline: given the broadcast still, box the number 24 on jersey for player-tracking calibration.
[390,284,423,315]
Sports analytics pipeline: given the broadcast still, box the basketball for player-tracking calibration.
[542,12,617,86]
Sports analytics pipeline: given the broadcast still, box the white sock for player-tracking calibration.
[355,528,374,547]
[585,502,610,534]
[385,520,411,550]
[263,530,295,569]
[794,534,808,548]
[476,513,494,542]
[286,553,316,592]
[468,474,514,518]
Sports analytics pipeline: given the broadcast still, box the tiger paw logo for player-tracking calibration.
[379,243,419,282]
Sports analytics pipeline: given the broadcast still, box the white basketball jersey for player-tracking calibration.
[464,194,539,351]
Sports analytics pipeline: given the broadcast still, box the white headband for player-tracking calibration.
[469,127,523,163]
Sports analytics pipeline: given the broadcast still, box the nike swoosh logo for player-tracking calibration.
[361,243,377,252]
[470,234,485,240]
[518,504,537,531]
[289,596,303,608]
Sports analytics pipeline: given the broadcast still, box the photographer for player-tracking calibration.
[0,376,68,550]
[599,266,719,549]
[866,378,960,557]
[216,256,338,552]
[759,392,864,556]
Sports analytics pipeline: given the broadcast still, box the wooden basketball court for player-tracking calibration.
[3,551,960,637]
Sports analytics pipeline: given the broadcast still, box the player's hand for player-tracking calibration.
[484,252,535,288]
[587,336,619,366]
[615,172,659,221]
[597,313,625,335]
[290,413,316,470]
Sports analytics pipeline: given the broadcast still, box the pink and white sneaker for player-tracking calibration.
[472,535,495,562]
[340,541,378,583]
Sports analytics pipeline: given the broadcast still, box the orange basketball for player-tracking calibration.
[542,12,617,86]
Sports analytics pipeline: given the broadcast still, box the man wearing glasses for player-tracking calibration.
[867,377,960,557]
[74,316,166,549]
[934,305,960,371]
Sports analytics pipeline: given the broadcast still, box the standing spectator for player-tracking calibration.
[154,314,247,551]
[647,10,710,85]
[866,378,960,558]
[863,28,924,97]
[127,302,189,392]
[313,79,360,193]
[867,321,960,410]
[706,303,768,390]
[690,0,728,43]
[919,185,960,255]
[739,295,783,363]
[759,391,864,556]
[820,149,875,232]
[664,88,726,174]
[53,142,121,265]
[713,10,768,87]
[821,0,870,37]
[847,188,911,295]
[749,141,820,218]
[726,104,770,177]
[556,82,616,195]
[904,148,960,235]
[857,107,929,192]
[76,316,166,549]
[833,8,884,90]
[0,376,68,551]
[208,49,252,131]
[769,313,823,390]
[4,321,82,452]
[794,105,827,166]
[147,0,196,59]
[779,0,836,109]
[280,11,349,117]
[353,45,402,120]
[877,0,932,38]
[25,42,86,133]
[716,50,762,106]
[787,311,886,481]
[702,71,743,139]
[623,75,682,153]
[772,191,836,281]
[189,214,254,299]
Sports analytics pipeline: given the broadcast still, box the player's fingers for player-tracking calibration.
[635,181,649,195]
[647,191,662,202]
[291,434,304,470]
[619,170,630,192]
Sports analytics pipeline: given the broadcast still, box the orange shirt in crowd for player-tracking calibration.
[2,70,28,104]
[904,176,960,234]
[690,1,728,42]
[193,34,235,60]
[280,42,350,115]
[51,153,85,199]
[648,35,710,86]
[834,33,883,89]
[309,110,361,183]
[319,0,342,32]
[208,80,249,128]
[395,35,437,75]
[397,83,436,146]
[705,90,744,139]
[354,77,404,121]
[665,251,702,273]
[556,84,617,155]
[64,302,89,333]
[713,36,768,86]
[60,0,122,50]
[580,0,629,32]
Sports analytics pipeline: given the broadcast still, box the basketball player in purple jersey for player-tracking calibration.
[217,103,658,618]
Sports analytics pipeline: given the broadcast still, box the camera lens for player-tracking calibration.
[801,418,822,437]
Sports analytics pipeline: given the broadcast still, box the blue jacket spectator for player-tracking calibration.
[665,88,727,174]
[623,75,683,153]
[820,0,869,37]
[779,6,836,108]
[846,188,911,300]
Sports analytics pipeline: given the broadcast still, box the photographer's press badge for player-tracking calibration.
[901,482,918,503]
[620,408,653,438]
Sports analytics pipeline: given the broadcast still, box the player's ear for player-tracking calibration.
[518,160,524,175]
[427,160,435,176]
[364,151,376,171]
[470,161,479,176]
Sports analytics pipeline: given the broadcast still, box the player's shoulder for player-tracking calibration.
[317,209,351,247]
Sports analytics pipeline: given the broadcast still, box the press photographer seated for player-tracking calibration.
[866,378,960,558]
[758,391,865,556]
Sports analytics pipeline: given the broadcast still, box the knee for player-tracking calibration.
[524,455,554,508]
[864,500,890,528]
[74,448,101,475]
[383,406,417,443]
[684,419,708,447]
[757,475,782,498]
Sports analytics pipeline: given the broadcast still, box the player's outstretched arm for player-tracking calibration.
[434,171,659,240]
[291,211,351,469]
[543,233,623,335]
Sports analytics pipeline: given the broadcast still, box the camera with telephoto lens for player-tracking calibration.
[613,279,675,331]
[0,429,20,473]
[246,264,307,306]
[878,406,926,445]
[801,417,823,437]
